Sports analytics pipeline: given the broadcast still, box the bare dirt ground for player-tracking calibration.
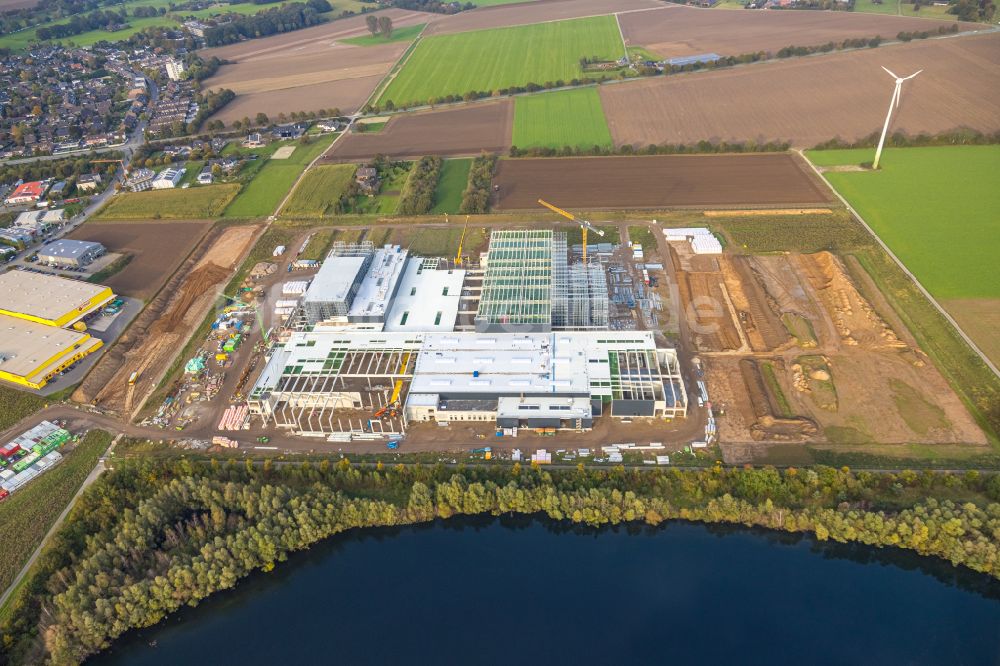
[201,9,429,120]
[73,225,260,419]
[601,32,1000,147]
[67,220,213,300]
[620,5,980,59]
[324,100,515,161]
[942,298,1000,369]
[492,154,833,209]
[424,0,662,36]
[693,249,987,447]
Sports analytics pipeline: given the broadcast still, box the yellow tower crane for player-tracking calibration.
[454,215,470,266]
[537,199,604,264]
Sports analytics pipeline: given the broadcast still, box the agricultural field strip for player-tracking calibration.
[378,15,624,107]
[799,150,1000,378]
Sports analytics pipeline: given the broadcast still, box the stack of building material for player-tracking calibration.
[282,281,308,296]
[217,405,249,431]
[530,449,552,464]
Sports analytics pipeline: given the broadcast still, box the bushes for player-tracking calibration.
[396,156,443,215]
[458,153,496,214]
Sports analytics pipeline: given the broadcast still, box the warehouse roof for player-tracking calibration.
[0,270,113,325]
[38,239,104,261]
[347,245,408,320]
[0,315,96,378]
[303,255,368,305]
[384,258,464,332]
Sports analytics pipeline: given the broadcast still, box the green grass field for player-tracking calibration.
[96,184,240,220]
[512,87,612,150]
[430,159,472,215]
[342,23,424,46]
[224,135,335,218]
[281,164,357,217]
[852,0,961,18]
[378,15,623,107]
[806,145,1000,300]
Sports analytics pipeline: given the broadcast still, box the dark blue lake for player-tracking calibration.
[93,516,1000,665]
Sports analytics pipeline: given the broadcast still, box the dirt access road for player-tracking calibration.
[492,153,833,209]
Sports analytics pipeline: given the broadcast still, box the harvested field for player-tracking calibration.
[324,100,514,161]
[619,5,978,59]
[600,32,1000,147]
[201,10,429,121]
[492,154,833,209]
[0,0,37,8]
[74,225,260,419]
[66,220,213,300]
[424,0,662,36]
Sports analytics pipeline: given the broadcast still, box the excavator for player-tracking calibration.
[537,199,605,264]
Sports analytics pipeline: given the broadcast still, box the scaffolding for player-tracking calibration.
[475,230,554,332]
[552,233,608,330]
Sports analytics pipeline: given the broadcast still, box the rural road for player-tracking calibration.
[0,433,122,611]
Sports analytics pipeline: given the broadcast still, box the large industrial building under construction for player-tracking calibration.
[0,271,113,389]
[249,230,685,438]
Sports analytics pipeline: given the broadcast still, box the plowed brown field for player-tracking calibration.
[67,220,213,300]
[201,10,428,121]
[324,100,514,161]
[601,32,1000,147]
[492,153,833,209]
[424,0,661,36]
[620,5,978,59]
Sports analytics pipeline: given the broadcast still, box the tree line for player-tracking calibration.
[458,152,495,214]
[34,8,127,40]
[0,457,997,664]
[812,128,1000,151]
[396,155,442,215]
[510,139,792,159]
[203,0,332,47]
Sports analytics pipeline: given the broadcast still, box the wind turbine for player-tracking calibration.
[872,66,922,170]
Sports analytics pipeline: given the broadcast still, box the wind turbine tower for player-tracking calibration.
[873,66,922,170]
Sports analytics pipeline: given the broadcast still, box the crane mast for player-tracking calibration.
[537,199,604,264]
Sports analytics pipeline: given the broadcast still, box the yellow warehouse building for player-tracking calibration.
[0,271,114,389]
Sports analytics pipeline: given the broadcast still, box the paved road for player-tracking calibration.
[0,433,121,611]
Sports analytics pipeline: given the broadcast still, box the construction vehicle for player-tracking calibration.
[257,436,271,444]
[387,440,399,450]
[537,199,605,264]
[454,215,470,265]
[128,371,139,385]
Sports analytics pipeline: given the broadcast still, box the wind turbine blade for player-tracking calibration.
[894,83,901,108]
[902,69,923,80]
[881,66,899,78]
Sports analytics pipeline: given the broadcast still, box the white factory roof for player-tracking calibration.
[253,330,662,399]
[0,315,99,377]
[0,270,112,323]
[384,259,464,332]
[663,227,714,240]
[303,255,368,305]
[497,396,593,420]
[347,246,408,320]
